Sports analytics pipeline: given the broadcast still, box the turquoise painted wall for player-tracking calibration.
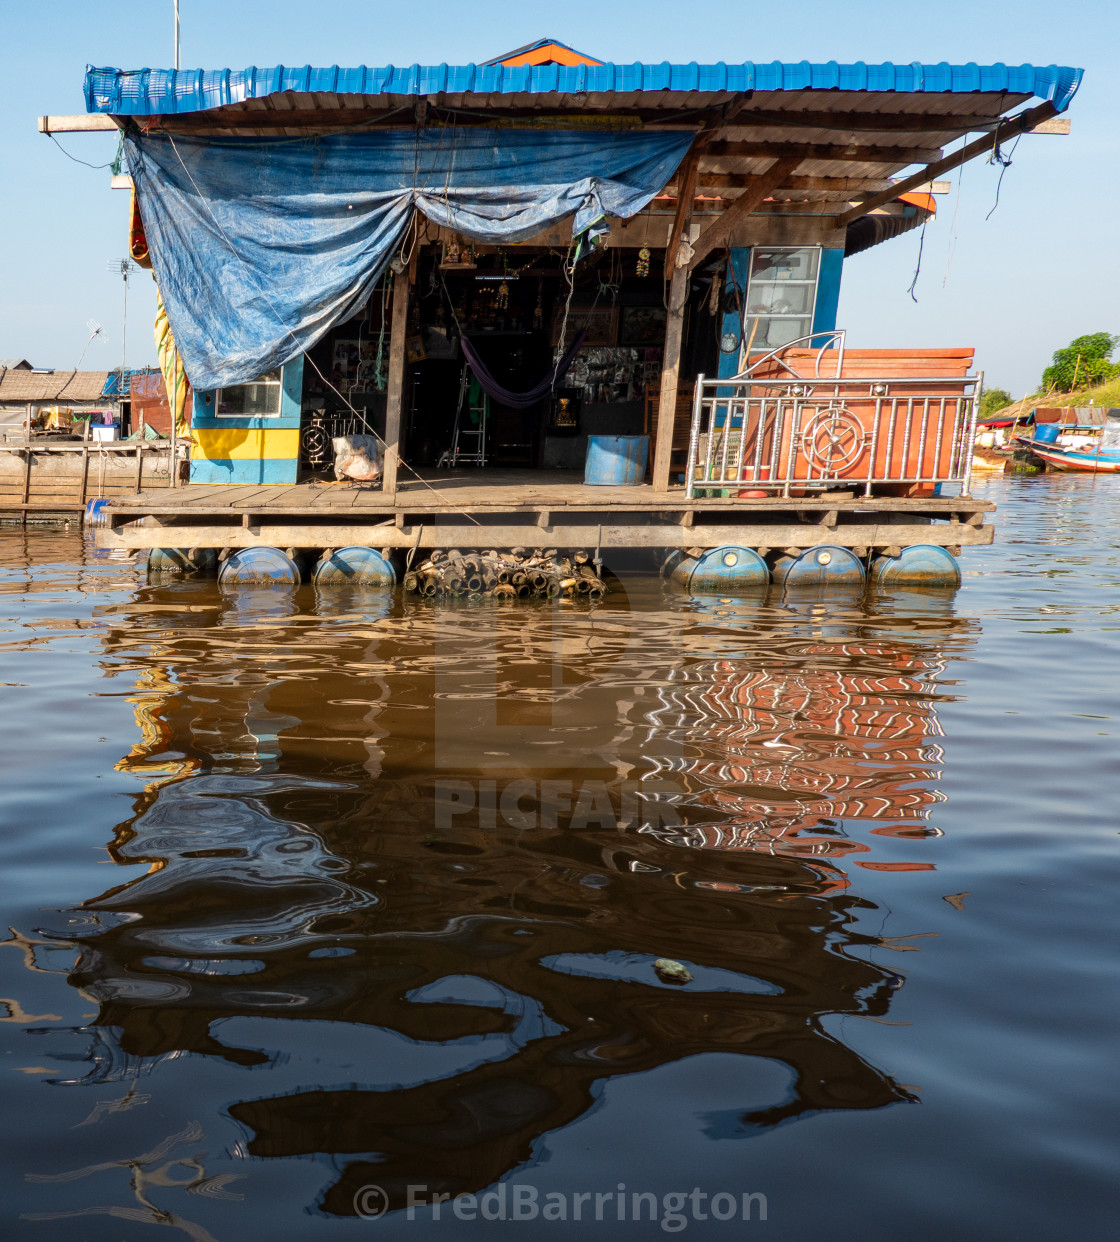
[190,357,304,484]
[717,247,752,381]
[812,248,844,338]
[715,245,844,381]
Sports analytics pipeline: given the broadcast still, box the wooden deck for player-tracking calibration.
[0,441,174,517]
[92,468,995,555]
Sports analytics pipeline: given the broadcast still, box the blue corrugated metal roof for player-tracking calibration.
[85,60,1084,117]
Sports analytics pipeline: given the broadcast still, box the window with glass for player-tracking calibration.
[743,247,821,353]
[215,370,283,417]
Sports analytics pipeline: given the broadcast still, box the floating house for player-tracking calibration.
[42,41,1082,586]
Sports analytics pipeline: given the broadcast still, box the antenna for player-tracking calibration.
[107,258,140,377]
[76,319,105,370]
[174,1,181,70]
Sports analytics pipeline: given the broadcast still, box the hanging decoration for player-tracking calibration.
[128,188,152,269]
[496,281,510,311]
[636,246,651,278]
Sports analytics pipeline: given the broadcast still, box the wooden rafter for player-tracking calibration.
[704,139,942,164]
[685,156,801,270]
[699,174,895,192]
[723,108,1006,132]
[837,100,1058,226]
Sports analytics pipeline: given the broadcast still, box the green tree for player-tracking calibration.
[1041,333,1119,393]
[979,387,1014,417]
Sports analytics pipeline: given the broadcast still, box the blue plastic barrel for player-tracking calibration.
[218,546,301,586]
[147,547,218,576]
[871,544,961,589]
[584,435,649,486]
[84,498,110,528]
[1033,423,1060,444]
[313,546,396,587]
[668,546,770,594]
[773,545,865,588]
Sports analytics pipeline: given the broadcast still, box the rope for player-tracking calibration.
[162,132,481,522]
[907,216,929,304]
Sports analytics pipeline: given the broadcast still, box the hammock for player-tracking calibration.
[459,330,587,410]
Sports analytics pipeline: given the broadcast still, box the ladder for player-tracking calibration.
[448,366,488,466]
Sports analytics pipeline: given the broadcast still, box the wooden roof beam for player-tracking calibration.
[704,140,942,164]
[686,156,801,270]
[722,108,1008,132]
[38,114,121,133]
[837,100,1059,226]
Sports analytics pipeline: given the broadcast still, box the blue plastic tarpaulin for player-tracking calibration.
[124,127,693,390]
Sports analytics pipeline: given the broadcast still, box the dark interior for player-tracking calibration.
[298,243,721,480]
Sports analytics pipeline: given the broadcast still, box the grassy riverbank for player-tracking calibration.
[992,375,1120,421]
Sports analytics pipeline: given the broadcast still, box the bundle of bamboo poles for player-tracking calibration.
[402,548,608,600]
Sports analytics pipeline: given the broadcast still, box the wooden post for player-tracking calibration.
[382,269,410,496]
[79,416,91,506]
[169,354,179,489]
[652,148,701,493]
[135,442,144,494]
[21,447,32,522]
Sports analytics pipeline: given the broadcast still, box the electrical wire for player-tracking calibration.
[907,216,929,304]
[942,160,964,288]
[985,132,1021,222]
[48,133,117,170]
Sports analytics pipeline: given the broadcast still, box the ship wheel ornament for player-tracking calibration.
[801,404,867,473]
[301,417,331,468]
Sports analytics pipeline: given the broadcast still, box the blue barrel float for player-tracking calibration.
[84,498,110,528]
[773,545,866,588]
[218,546,302,586]
[667,546,769,594]
[1032,422,1061,444]
[584,435,649,486]
[871,544,961,589]
[146,547,219,576]
[312,546,396,587]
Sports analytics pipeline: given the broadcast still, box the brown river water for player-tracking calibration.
[1,473,1118,1240]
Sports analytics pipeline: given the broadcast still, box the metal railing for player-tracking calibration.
[684,369,983,499]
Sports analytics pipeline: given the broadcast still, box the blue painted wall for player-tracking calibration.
[715,245,844,381]
[717,247,752,380]
[190,356,304,484]
[812,248,844,337]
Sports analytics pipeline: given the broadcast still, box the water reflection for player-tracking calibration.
[24,575,977,1218]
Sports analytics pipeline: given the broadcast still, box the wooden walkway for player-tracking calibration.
[104,468,995,515]
[95,468,995,554]
[0,441,173,518]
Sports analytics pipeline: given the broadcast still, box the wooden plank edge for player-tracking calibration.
[97,522,995,552]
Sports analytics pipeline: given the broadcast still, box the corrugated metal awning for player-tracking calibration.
[85,60,1083,117]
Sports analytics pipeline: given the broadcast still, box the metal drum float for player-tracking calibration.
[772,545,866,589]
[218,546,303,587]
[870,544,961,588]
[666,546,770,594]
[312,547,396,588]
[145,547,219,576]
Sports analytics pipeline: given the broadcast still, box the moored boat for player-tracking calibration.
[1022,408,1120,472]
[1025,442,1120,472]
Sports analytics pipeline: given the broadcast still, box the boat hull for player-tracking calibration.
[1027,443,1120,473]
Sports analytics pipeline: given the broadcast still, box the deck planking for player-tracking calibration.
[106,469,994,517]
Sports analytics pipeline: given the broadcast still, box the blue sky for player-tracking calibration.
[1,1,1114,395]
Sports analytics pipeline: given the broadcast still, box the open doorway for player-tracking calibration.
[296,241,722,485]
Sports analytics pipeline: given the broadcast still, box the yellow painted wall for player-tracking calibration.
[193,427,300,461]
